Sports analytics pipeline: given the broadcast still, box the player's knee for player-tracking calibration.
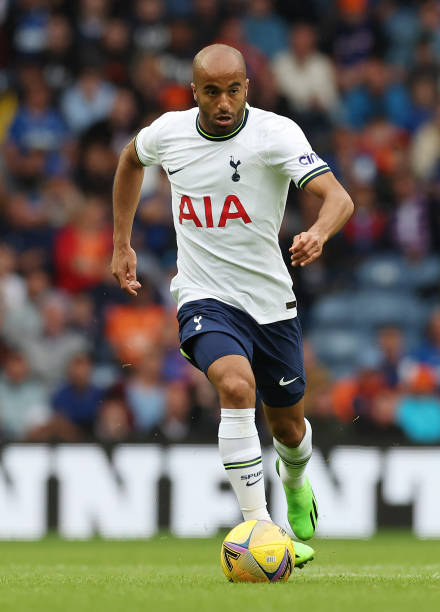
[218,374,256,408]
[272,418,305,448]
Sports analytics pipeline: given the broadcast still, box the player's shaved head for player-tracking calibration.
[193,44,246,85]
[191,44,248,136]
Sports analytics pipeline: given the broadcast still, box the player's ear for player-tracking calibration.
[191,82,197,102]
[245,78,249,97]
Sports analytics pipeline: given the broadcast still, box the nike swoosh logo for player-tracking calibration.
[246,476,263,487]
[279,376,300,386]
[167,167,185,175]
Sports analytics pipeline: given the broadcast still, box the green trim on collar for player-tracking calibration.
[196,107,249,141]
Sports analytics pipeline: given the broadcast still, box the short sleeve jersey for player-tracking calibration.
[135,105,331,324]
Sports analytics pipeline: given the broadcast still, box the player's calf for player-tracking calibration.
[270,415,306,448]
[273,418,318,540]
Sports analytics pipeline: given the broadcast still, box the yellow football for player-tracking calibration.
[220,520,295,583]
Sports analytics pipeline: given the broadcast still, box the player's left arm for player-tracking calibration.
[290,172,354,267]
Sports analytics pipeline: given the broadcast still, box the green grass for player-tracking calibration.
[0,532,439,612]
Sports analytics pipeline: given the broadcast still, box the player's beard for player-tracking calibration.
[203,100,246,136]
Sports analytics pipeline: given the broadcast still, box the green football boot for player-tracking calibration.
[276,457,318,541]
[292,541,314,569]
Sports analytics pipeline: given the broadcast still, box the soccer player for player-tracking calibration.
[112,44,353,564]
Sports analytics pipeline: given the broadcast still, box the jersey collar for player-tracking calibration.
[196,105,249,141]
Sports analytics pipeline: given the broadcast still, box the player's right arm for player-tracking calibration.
[111,139,144,296]
[265,115,353,268]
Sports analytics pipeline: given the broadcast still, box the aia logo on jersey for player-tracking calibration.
[230,157,241,182]
[178,195,251,227]
[299,152,320,165]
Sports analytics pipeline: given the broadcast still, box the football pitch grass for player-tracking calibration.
[0,532,439,612]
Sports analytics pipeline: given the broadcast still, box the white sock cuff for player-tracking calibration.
[219,437,261,464]
[273,418,312,463]
[218,408,256,439]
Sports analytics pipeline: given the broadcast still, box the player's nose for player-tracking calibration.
[217,93,231,112]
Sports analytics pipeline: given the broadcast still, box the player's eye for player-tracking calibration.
[230,89,239,94]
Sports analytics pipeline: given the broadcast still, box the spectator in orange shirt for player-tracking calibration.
[54,196,113,293]
[105,279,166,364]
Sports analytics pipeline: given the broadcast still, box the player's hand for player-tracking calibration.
[111,245,142,295]
[289,231,324,267]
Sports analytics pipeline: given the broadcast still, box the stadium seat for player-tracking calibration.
[357,254,440,294]
[308,328,373,370]
[405,256,440,291]
[309,292,357,328]
[356,254,408,291]
[329,363,358,380]
[352,291,427,331]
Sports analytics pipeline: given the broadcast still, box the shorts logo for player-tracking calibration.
[279,376,300,386]
[194,315,203,330]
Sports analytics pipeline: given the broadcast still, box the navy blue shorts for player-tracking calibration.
[177,298,305,407]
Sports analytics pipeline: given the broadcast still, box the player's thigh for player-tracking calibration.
[187,332,256,406]
[178,298,253,370]
[208,354,256,406]
[263,397,306,446]
[184,330,250,374]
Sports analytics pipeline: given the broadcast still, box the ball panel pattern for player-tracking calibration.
[224,520,257,548]
[220,520,295,583]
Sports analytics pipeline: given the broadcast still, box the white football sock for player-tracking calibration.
[273,418,312,489]
[218,408,271,522]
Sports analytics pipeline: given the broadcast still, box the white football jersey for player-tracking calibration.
[134,105,331,324]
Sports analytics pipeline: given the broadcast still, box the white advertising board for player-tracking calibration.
[0,444,439,539]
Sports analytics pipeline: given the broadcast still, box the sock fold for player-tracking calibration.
[274,418,312,488]
[218,408,257,440]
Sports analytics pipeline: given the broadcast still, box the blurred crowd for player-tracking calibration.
[1,0,440,445]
